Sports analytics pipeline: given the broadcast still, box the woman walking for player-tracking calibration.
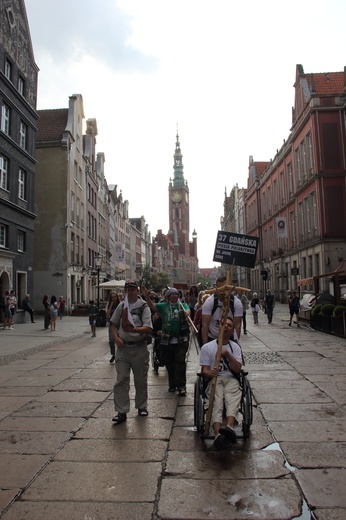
[50,295,58,331]
[250,292,260,324]
[42,294,50,329]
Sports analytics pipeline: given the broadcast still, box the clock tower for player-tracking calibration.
[169,131,190,256]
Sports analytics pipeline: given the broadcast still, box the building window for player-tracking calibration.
[0,224,8,248]
[17,230,26,252]
[4,59,12,81]
[0,155,9,191]
[19,122,26,149]
[18,168,26,200]
[18,76,25,96]
[1,104,10,134]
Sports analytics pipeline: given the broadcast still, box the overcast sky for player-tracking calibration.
[24,0,346,267]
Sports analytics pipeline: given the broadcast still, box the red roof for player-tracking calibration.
[37,109,68,142]
[307,71,344,96]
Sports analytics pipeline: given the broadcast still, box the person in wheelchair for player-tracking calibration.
[200,317,243,450]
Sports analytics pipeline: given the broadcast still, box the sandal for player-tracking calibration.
[112,413,127,424]
[138,408,148,416]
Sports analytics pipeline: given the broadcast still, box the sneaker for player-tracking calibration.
[178,388,187,396]
[289,322,291,326]
[92,333,96,337]
[297,324,300,327]
[112,413,127,424]
[168,387,177,393]
[138,408,148,416]
[219,426,237,444]
[214,434,227,451]
[243,331,247,334]
[109,355,115,363]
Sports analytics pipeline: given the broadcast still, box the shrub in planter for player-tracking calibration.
[333,305,346,318]
[320,304,335,316]
[311,304,322,317]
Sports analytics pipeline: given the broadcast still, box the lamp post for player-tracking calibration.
[94,253,102,309]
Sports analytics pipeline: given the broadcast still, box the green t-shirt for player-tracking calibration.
[156,301,189,336]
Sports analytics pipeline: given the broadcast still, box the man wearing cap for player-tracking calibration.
[110,281,153,424]
[142,285,190,396]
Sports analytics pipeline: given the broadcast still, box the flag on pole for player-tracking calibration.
[276,217,288,238]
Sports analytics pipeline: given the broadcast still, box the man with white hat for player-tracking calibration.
[142,285,190,395]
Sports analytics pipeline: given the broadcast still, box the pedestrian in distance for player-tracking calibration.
[9,290,17,324]
[141,285,190,396]
[42,294,50,329]
[288,291,301,327]
[3,296,13,329]
[22,294,36,323]
[49,295,58,331]
[200,317,243,450]
[239,291,249,334]
[88,300,99,337]
[250,292,260,324]
[185,285,198,321]
[110,281,153,424]
[58,296,66,319]
[106,292,121,363]
[264,290,275,324]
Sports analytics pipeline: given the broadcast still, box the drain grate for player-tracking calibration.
[244,352,282,365]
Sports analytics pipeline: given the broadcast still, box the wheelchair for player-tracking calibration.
[151,336,166,374]
[194,370,253,440]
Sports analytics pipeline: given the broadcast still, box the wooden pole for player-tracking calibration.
[204,267,233,435]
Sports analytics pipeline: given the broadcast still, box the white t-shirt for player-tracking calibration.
[200,339,242,378]
[202,294,243,339]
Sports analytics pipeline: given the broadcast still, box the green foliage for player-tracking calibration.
[333,304,346,318]
[197,273,212,291]
[310,304,322,317]
[140,263,170,293]
[320,304,335,316]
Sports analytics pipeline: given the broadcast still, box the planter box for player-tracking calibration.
[310,314,321,330]
[320,315,332,332]
[332,316,346,337]
[71,309,88,317]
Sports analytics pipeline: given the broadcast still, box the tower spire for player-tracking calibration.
[173,126,186,188]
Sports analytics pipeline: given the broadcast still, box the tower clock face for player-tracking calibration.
[171,191,182,203]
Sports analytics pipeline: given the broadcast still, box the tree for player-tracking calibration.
[140,264,170,293]
[197,273,212,291]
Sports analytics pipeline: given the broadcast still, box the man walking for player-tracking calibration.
[111,281,152,424]
[264,290,275,324]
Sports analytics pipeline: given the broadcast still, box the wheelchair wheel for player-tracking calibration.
[241,375,253,439]
[194,375,205,437]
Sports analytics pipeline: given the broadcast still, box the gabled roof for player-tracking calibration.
[308,71,345,96]
[37,109,68,142]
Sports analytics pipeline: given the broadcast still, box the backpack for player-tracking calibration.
[120,301,153,344]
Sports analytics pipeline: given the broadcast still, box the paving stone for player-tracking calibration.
[296,468,346,507]
[55,438,167,462]
[0,386,47,397]
[11,401,99,418]
[268,420,346,442]
[74,417,173,440]
[0,453,49,487]
[23,461,161,502]
[4,373,77,387]
[0,416,85,432]
[313,382,346,406]
[93,397,177,419]
[0,396,35,412]
[35,389,111,403]
[260,403,344,420]
[251,386,332,404]
[54,378,114,391]
[0,430,71,454]
[165,450,289,479]
[0,488,20,516]
[72,368,116,379]
[175,404,194,425]
[313,508,346,520]
[281,441,346,468]
[158,477,301,519]
[1,501,154,520]
[248,370,304,381]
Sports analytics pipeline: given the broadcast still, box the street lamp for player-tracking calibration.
[94,253,102,309]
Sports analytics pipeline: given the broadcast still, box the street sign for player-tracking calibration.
[291,268,299,275]
[213,231,259,268]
